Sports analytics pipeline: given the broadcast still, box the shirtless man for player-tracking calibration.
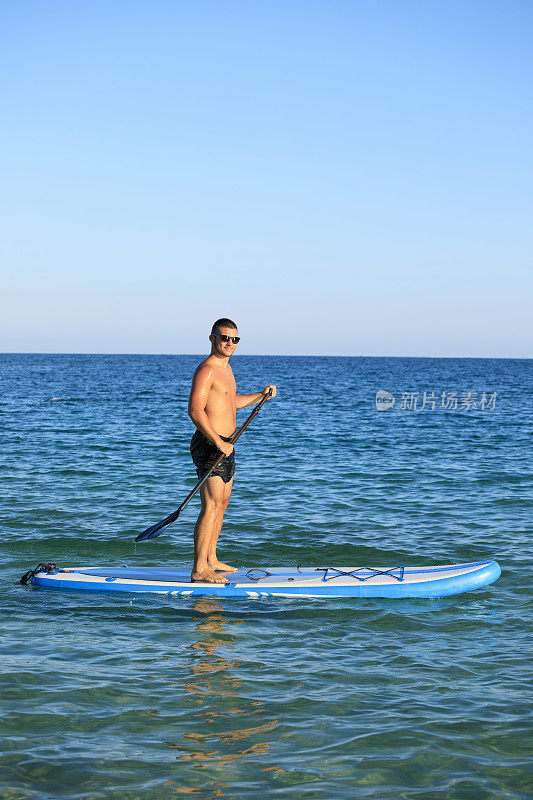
[188,318,277,584]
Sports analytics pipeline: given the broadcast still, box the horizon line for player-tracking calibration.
[1,352,530,361]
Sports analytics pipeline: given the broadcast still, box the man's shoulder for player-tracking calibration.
[193,356,226,380]
[193,358,213,378]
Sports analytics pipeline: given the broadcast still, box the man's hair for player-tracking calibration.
[211,318,238,335]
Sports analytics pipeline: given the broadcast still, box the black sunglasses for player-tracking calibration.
[213,334,240,344]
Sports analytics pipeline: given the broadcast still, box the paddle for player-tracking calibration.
[135,389,273,542]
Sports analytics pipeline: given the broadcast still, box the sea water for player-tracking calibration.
[1,354,531,799]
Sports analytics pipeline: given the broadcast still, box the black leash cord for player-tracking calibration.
[245,568,273,582]
[20,562,58,586]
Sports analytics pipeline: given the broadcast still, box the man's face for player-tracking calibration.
[210,327,239,357]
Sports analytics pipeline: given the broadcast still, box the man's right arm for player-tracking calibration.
[188,367,233,456]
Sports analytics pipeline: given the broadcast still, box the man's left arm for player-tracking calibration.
[235,385,277,409]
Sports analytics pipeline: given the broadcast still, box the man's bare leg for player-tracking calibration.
[207,477,237,573]
[191,476,231,583]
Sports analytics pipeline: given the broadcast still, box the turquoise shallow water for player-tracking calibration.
[1,354,532,799]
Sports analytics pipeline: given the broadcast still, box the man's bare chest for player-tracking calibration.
[210,371,236,400]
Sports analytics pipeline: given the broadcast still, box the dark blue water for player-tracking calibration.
[1,354,531,799]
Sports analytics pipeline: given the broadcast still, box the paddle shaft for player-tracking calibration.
[135,389,272,541]
[175,389,271,515]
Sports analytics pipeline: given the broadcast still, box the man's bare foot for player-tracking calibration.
[191,569,229,584]
[208,560,238,573]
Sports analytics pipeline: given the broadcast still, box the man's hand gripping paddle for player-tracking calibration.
[135,390,273,542]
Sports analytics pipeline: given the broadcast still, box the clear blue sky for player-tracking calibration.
[1,0,531,357]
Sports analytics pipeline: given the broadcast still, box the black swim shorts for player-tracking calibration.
[190,429,236,483]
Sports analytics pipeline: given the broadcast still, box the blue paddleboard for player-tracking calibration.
[27,561,501,599]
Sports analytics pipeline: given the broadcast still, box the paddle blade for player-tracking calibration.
[134,510,179,542]
[135,523,164,542]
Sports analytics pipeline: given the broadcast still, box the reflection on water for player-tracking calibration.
[161,598,279,797]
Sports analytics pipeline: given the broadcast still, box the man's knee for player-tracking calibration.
[212,497,230,516]
[204,494,225,513]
